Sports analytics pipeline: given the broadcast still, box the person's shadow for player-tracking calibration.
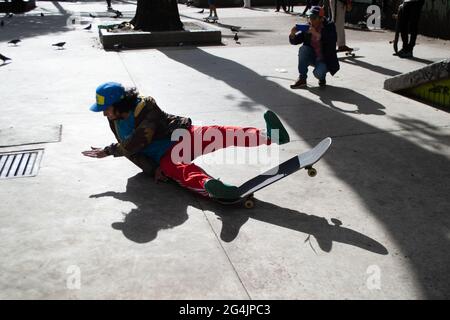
[309,85,386,115]
[91,172,388,255]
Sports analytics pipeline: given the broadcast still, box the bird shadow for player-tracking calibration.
[90,172,388,256]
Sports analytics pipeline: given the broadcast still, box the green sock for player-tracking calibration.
[204,179,239,199]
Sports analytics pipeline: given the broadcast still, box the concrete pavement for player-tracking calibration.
[0,1,449,299]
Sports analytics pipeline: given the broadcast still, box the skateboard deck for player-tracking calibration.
[213,137,332,208]
[336,47,359,57]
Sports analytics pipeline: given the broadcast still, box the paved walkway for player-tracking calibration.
[0,1,449,299]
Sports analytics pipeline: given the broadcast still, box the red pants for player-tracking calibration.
[159,125,270,196]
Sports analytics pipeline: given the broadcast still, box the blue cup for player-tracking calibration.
[295,23,310,32]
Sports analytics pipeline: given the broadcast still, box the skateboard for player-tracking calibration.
[336,47,359,57]
[203,17,218,24]
[390,4,403,54]
[213,137,332,208]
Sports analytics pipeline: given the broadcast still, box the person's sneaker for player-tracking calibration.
[290,78,307,89]
[211,15,218,20]
[264,110,290,145]
[205,179,239,199]
[107,6,114,11]
[319,79,326,87]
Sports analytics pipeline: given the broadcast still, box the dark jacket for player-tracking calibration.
[104,96,192,174]
[289,19,340,76]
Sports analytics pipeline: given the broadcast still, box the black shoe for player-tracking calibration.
[319,79,326,87]
[394,48,407,56]
[398,50,413,58]
[290,78,307,89]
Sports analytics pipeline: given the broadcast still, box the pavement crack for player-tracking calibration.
[194,197,252,299]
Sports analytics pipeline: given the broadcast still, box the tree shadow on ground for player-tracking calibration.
[156,47,450,298]
[90,172,388,256]
[0,14,74,42]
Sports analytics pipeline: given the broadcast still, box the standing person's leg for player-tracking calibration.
[276,0,281,11]
[302,0,311,15]
[106,0,112,10]
[399,2,411,53]
[406,0,424,55]
[208,0,214,18]
[210,0,218,19]
[331,0,347,49]
[282,0,288,12]
[287,0,293,12]
[291,45,315,88]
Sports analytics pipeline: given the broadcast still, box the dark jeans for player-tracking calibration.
[106,0,111,7]
[276,0,287,11]
[298,45,328,81]
[400,0,424,52]
[287,0,294,10]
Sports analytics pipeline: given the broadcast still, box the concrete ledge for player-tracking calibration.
[384,59,450,92]
[99,21,221,49]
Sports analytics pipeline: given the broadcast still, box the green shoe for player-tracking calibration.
[264,110,290,145]
[204,179,239,199]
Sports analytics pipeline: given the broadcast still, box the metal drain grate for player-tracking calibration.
[0,149,44,179]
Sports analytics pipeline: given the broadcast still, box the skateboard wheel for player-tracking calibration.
[307,168,317,177]
[244,199,255,209]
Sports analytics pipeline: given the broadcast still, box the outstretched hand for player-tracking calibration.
[82,147,109,158]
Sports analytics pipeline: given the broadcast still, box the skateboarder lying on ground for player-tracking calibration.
[82,82,290,200]
[289,6,340,89]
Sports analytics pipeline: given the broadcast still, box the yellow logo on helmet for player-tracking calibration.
[96,94,105,105]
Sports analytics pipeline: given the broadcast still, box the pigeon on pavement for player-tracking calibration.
[52,42,66,49]
[8,39,21,45]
